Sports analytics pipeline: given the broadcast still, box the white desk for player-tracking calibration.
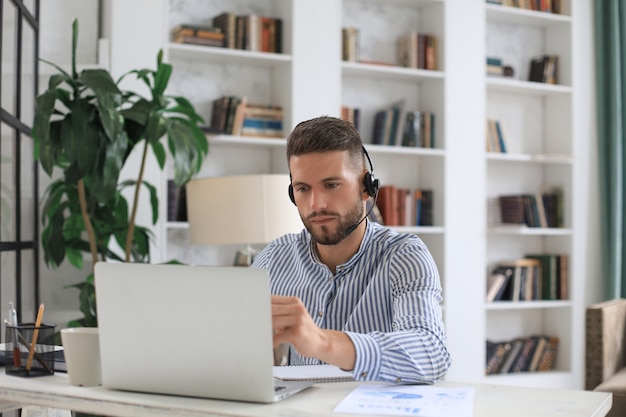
[0,373,612,417]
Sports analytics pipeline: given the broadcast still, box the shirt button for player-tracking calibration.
[360,372,368,378]
[395,377,402,383]
[318,311,323,318]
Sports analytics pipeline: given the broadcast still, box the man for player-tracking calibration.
[252,116,451,384]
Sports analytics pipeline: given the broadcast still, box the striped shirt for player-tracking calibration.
[252,220,451,384]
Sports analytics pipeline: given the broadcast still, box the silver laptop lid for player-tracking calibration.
[95,262,277,403]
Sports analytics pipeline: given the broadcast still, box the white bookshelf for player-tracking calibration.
[484,0,584,389]
[100,0,593,390]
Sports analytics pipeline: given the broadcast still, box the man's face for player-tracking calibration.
[289,151,365,245]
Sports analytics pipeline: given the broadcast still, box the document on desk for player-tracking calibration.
[273,365,354,382]
[333,384,474,417]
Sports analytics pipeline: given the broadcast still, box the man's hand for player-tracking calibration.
[271,295,356,370]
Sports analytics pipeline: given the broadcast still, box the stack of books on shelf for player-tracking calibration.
[485,335,559,375]
[486,56,514,78]
[210,96,283,138]
[212,12,283,53]
[485,119,507,153]
[371,100,435,148]
[498,187,563,228]
[341,106,361,131]
[171,24,224,47]
[167,180,187,222]
[342,27,359,62]
[396,32,437,70]
[377,185,433,227]
[528,55,559,84]
[171,13,283,53]
[486,0,561,14]
[486,254,568,302]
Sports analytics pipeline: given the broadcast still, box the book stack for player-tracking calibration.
[212,12,283,53]
[486,254,568,302]
[210,96,283,138]
[376,185,433,227]
[498,187,564,228]
[486,57,514,78]
[171,24,224,47]
[486,336,559,375]
[371,100,435,149]
[528,55,559,84]
[342,27,359,62]
[241,104,284,138]
[402,111,435,148]
[396,32,437,70]
[485,119,507,153]
[167,180,188,222]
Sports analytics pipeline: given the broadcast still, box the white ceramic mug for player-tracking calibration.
[60,327,102,387]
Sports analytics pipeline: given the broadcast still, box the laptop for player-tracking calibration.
[94,262,314,403]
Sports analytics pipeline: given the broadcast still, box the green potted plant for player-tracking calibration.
[32,19,208,327]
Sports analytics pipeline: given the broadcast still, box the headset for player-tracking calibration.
[288,145,379,205]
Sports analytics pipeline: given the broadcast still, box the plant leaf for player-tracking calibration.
[32,90,58,175]
[71,19,78,78]
[150,140,166,169]
[153,62,172,97]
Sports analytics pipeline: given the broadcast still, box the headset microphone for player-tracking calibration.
[344,192,378,237]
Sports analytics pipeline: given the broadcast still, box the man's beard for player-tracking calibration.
[302,198,364,245]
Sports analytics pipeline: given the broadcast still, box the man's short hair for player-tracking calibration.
[286,116,364,171]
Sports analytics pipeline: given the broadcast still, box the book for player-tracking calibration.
[498,338,523,373]
[273,365,353,383]
[485,341,511,375]
[537,336,559,371]
[527,336,548,372]
[212,12,237,48]
[486,267,512,302]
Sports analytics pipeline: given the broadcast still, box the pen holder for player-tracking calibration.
[5,323,56,377]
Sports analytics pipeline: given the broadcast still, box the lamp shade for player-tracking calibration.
[186,174,302,245]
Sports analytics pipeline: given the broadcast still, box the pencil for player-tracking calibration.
[25,303,44,372]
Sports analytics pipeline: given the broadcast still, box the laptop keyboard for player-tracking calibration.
[275,385,286,392]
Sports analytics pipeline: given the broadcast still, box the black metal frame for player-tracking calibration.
[0,0,41,326]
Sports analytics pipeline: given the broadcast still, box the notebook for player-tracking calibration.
[94,262,314,403]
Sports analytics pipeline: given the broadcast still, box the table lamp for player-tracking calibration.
[185,174,303,266]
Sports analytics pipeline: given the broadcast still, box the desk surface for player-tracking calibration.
[0,373,612,417]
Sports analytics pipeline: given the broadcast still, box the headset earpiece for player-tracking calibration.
[288,183,295,205]
[363,171,379,198]
[362,146,379,198]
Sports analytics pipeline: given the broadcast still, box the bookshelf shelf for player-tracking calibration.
[366,144,445,157]
[487,153,573,164]
[485,4,572,26]
[485,300,571,310]
[342,61,444,83]
[349,0,444,8]
[486,77,572,95]
[166,221,189,230]
[391,226,444,235]
[485,370,572,386]
[208,135,287,148]
[167,43,292,67]
[488,226,573,236]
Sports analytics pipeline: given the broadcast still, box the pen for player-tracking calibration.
[9,301,20,368]
[25,303,44,373]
